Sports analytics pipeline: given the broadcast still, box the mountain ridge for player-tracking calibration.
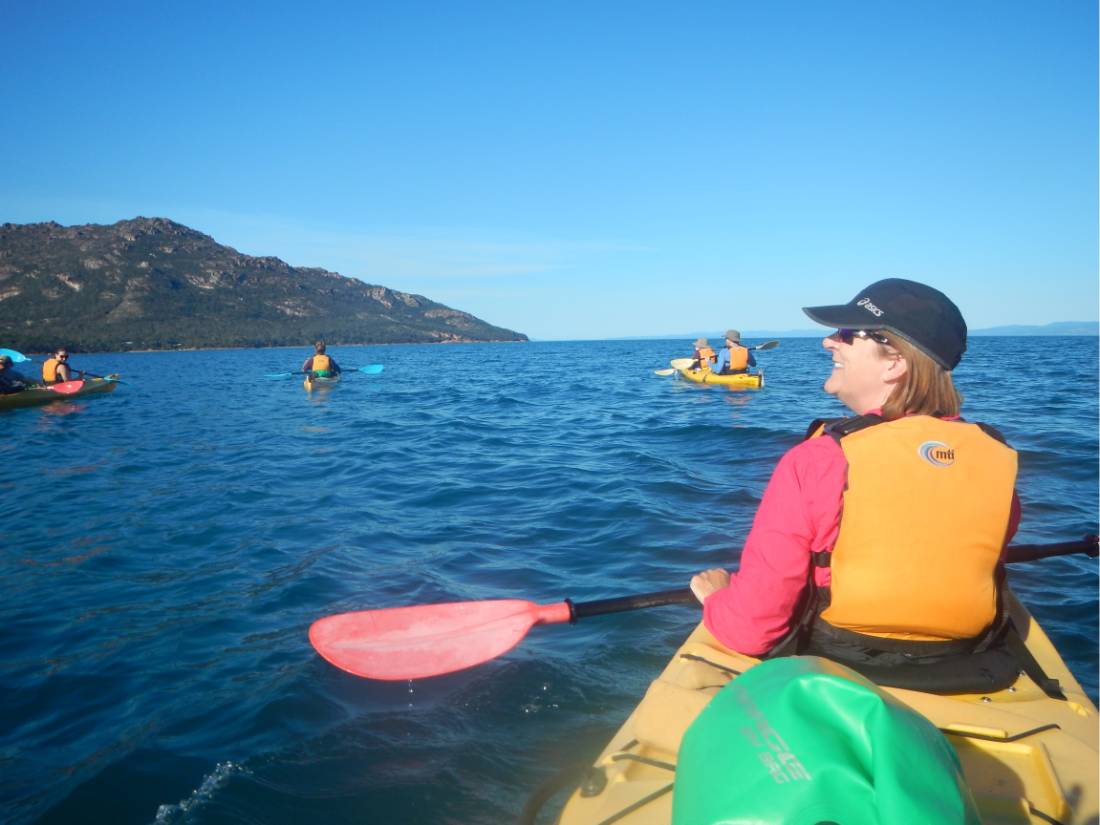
[0,217,527,352]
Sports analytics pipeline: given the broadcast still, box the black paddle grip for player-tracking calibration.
[567,587,697,622]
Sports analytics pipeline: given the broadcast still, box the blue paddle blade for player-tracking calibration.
[265,372,293,379]
[358,365,384,374]
[0,348,30,363]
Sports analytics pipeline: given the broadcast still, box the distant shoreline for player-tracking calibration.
[21,339,529,356]
[33,331,1097,354]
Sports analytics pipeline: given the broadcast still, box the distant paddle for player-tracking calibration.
[267,365,384,380]
[310,536,1098,681]
[0,348,31,363]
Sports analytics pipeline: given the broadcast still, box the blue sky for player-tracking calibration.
[2,1,1096,340]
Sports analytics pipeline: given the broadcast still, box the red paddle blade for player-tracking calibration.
[48,380,84,395]
[309,598,572,681]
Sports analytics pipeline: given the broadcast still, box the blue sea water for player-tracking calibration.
[3,337,1097,825]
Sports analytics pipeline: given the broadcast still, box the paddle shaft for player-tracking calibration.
[568,587,697,620]
[269,365,381,378]
[566,536,1097,621]
[1004,535,1097,563]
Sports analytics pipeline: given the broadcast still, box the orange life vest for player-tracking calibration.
[726,346,749,371]
[815,415,1017,641]
[42,358,62,383]
[695,347,716,366]
[311,354,331,373]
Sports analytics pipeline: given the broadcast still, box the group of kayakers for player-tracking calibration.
[0,282,1040,687]
[686,278,1040,693]
[0,340,345,398]
[689,330,757,374]
[0,348,82,394]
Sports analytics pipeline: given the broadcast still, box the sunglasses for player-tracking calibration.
[832,328,891,346]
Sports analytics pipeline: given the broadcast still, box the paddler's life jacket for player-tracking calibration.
[722,345,749,373]
[818,414,1016,640]
[42,358,62,383]
[770,414,1064,698]
[693,347,716,369]
[310,353,332,376]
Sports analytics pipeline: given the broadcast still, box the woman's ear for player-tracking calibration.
[883,352,908,383]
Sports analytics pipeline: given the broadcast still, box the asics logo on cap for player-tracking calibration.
[918,441,955,467]
[857,297,884,317]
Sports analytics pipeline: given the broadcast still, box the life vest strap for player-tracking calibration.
[823,413,884,440]
[803,414,884,441]
[1002,622,1067,700]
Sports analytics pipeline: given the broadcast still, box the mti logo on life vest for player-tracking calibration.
[918,441,955,467]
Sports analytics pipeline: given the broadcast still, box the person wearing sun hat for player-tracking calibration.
[711,329,757,375]
[688,278,1027,692]
[690,337,716,370]
[0,354,32,394]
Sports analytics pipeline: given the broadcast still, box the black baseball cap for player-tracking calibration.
[802,278,967,370]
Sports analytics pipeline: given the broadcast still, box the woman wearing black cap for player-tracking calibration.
[689,279,1025,688]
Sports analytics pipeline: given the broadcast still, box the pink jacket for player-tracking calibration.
[701,421,1021,656]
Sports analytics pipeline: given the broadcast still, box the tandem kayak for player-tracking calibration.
[676,367,764,388]
[303,374,341,392]
[550,589,1098,825]
[0,376,121,410]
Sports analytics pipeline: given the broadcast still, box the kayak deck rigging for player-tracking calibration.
[545,589,1098,825]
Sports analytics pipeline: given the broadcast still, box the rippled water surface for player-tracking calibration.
[4,337,1097,824]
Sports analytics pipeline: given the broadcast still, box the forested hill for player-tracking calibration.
[0,217,528,352]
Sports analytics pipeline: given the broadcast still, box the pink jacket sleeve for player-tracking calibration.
[701,436,848,656]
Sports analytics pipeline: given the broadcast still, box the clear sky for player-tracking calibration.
[2,1,1096,340]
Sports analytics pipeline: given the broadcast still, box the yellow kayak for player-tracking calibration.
[303,374,341,392]
[676,367,763,388]
[553,589,1098,825]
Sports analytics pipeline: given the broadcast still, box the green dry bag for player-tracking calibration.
[672,656,980,825]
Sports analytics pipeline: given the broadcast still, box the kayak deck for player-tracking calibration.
[675,367,763,388]
[553,590,1098,825]
[0,377,121,410]
[303,374,341,391]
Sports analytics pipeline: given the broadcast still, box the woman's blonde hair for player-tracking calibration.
[878,333,962,419]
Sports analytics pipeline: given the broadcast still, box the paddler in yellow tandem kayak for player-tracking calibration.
[673,330,765,388]
[554,278,1098,824]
